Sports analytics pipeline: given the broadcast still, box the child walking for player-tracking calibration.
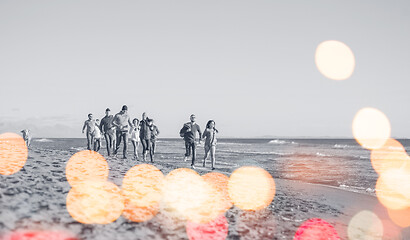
[130,118,140,160]
[93,119,102,152]
[202,120,218,170]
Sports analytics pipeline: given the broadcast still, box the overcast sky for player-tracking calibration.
[1,0,409,138]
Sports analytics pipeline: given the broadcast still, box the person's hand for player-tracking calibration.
[82,130,84,134]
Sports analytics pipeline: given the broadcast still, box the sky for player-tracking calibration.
[0,0,410,138]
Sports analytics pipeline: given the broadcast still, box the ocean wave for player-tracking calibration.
[35,138,53,142]
[332,144,357,149]
[268,139,297,145]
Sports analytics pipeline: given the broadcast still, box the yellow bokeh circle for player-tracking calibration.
[0,132,28,175]
[228,166,275,211]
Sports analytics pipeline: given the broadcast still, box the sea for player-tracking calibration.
[30,138,410,196]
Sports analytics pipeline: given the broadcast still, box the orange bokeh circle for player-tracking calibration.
[375,169,410,210]
[387,207,410,228]
[228,166,275,211]
[65,150,109,187]
[370,138,408,175]
[202,172,233,212]
[121,164,164,222]
[66,180,124,224]
[0,132,28,175]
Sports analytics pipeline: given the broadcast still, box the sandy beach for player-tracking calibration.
[0,140,409,240]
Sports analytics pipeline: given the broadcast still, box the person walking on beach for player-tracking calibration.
[100,108,116,156]
[82,113,96,150]
[93,119,102,152]
[180,114,202,169]
[202,120,218,170]
[112,105,133,159]
[149,119,160,157]
[139,113,152,162]
[20,129,31,148]
[130,118,140,160]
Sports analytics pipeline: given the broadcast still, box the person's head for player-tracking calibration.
[105,108,111,116]
[190,114,196,123]
[142,112,147,120]
[132,118,139,125]
[147,118,153,126]
[121,105,128,112]
[206,120,215,129]
[88,113,93,120]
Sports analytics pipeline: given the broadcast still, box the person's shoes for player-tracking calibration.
[123,155,127,159]
[211,167,215,170]
[202,161,206,167]
[191,165,196,169]
[184,156,189,162]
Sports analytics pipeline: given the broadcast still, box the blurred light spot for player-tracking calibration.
[352,108,391,150]
[228,166,275,211]
[348,210,383,240]
[202,172,233,212]
[370,139,408,175]
[294,218,339,240]
[65,150,109,187]
[162,168,216,223]
[375,168,410,210]
[315,40,355,80]
[121,164,164,222]
[387,208,410,228]
[2,230,78,240]
[186,214,228,240]
[66,181,124,224]
[0,132,28,175]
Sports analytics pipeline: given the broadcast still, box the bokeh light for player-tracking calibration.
[202,172,233,212]
[315,40,355,80]
[370,138,408,175]
[375,168,410,210]
[162,168,217,223]
[121,164,164,222]
[0,132,28,175]
[65,150,109,187]
[294,218,339,240]
[387,207,410,228]
[228,166,275,211]
[66,180,124,224]
[186,214,228,240]
[352,108,391,150]
[347,210,383,240]
[2,230,78,240]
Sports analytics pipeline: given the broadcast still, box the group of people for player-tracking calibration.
[82,107,218,170]
[82,105,159,162]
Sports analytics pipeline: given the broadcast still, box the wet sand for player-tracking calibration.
[0,147,409,239]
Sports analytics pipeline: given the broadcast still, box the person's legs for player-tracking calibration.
[210,146,216,169]
[141,138,147,161]
[191,142,197,167]
[151,140,156,156]
[147,140,153,162]
[87,132,93,150]
[122,132,128,158]
[97,139,101,152]
[114,131,122,155]
[203,145,210,167]
[105,133,111,156]
[185,141,191,161]
[132,140,137,159]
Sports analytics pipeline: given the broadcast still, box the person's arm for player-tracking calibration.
[202,129,207,139]
[155,126,160,136]
[112,115,119,127]
[82,121,87,133]
[197,124,202,141]
[128,117,134,129]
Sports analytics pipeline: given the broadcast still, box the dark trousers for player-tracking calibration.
[141,138,153,161]
[94,139,101,152]
[115,131,128,157]
[104,130,115,156]
[86,132,93,150]
[185,141,196,165]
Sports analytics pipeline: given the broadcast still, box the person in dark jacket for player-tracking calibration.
[179,114,202,169]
